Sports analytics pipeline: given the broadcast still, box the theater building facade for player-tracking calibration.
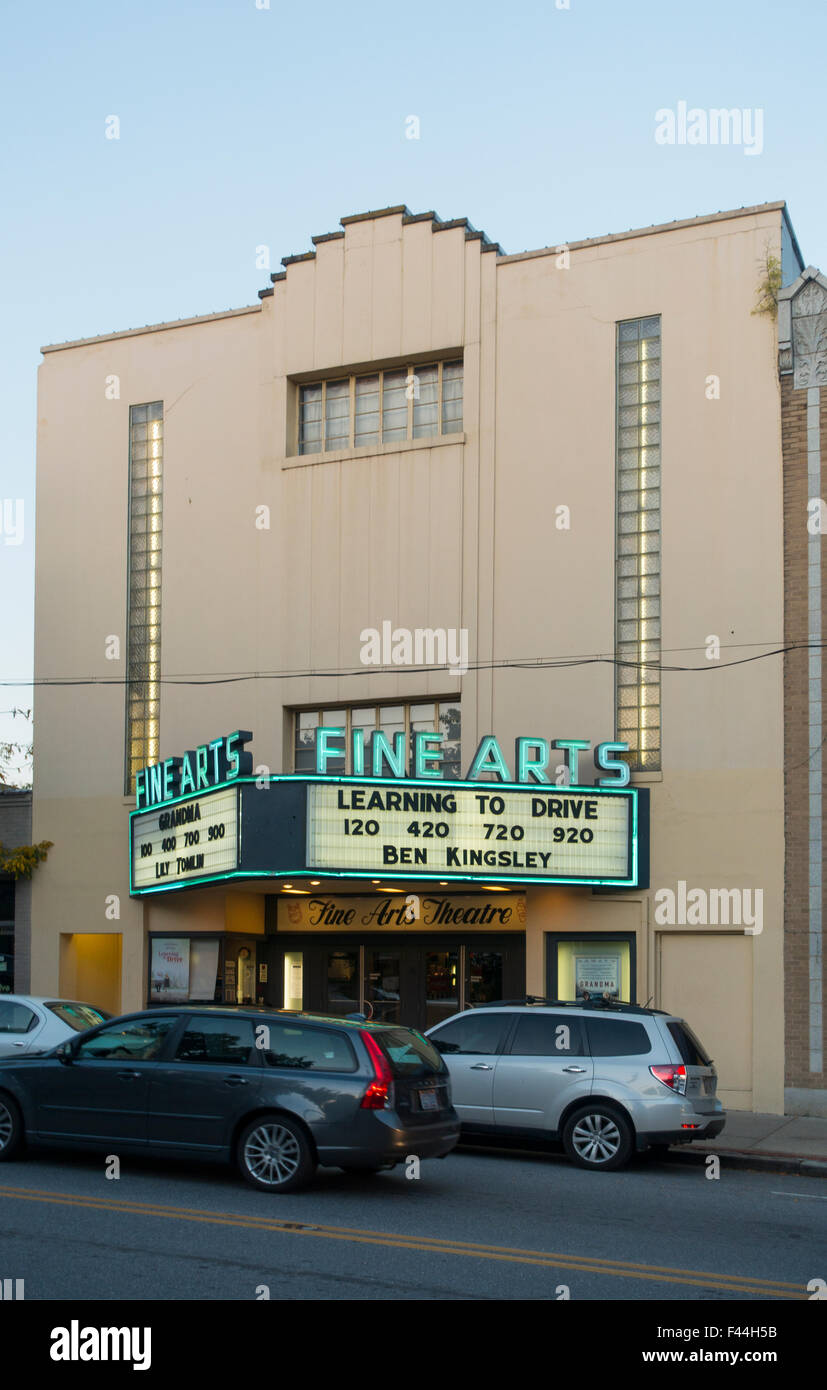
[32,199,816,1115]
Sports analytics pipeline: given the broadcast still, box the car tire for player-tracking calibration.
[0,1094,24,1162]
[562,1104,634,1171]
[236,1114,316,1193]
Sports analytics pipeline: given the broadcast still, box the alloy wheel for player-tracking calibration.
[571,1112,622,1163]
[0,1101,13,1152]
[243,1122,302,1187]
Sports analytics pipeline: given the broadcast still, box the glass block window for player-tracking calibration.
[298,360,462,454]
[294,701,461,779]
[615,317,661,771]
[125,402,163,794]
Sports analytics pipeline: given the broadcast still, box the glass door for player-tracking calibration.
[325,949,360,1015]
[468,949,503,1006]
[365,949,402,1025]
[425,950,459,1029]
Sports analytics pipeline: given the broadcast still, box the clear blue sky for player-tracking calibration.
[1,0,825,780]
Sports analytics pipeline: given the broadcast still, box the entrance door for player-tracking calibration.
[271,934,526,1033]
[365,948,403,1024]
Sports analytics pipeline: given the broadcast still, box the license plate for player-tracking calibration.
[704,1077,716,1095]
[419,1089,438,1112]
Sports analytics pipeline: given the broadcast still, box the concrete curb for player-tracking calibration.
[667,1147,827,1179]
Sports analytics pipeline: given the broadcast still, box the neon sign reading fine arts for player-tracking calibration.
[136,729,630,811]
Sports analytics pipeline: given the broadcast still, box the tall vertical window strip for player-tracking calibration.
[616,317,661,770]
[125,402,164,794]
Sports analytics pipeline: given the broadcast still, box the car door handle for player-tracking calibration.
[470,1063,494,1070]
[12,1041,26,1047]
[117,1070,142,1080]
[562,1066,587,1073]
[224,1076,249,1086]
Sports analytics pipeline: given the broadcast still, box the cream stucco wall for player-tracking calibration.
[32,204,787,1111]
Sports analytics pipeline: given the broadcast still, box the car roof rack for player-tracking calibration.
[478,996,669,1016]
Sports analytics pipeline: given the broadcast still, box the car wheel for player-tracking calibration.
[0,1094,24,1161]
[562,1104,634,1171]
[236,1114,316,1193]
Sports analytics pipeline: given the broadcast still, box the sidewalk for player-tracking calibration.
[670,1111,827,1177]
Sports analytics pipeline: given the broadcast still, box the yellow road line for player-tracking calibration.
[0,1184,806,1298]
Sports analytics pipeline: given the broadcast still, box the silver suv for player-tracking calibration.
[425,998,725,1171]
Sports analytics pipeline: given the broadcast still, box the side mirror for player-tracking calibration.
[57,1039,75,1065]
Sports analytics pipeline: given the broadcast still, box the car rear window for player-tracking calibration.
[374,1028,445,1077]
[46,1002,109,1031]
[666,1020,712,1066]
[586,1016,652,1057]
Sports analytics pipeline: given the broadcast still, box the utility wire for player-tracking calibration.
[0,640,822,688]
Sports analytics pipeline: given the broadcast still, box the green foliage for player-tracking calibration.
[752,250,782,319]
[0,713,46,879]
[0,840,53,879]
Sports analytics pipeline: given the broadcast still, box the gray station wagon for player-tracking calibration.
[0,1006,460,1192]
[426,998,725,1170]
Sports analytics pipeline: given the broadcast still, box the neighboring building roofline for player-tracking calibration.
[41,303,261,355]
[782,203,806,277]
[497,200,792,265]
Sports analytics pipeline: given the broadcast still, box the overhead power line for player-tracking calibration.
[0,640,821,689]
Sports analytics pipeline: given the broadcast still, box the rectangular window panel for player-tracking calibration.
[355,375,380,447]
[125,403,163,794]
[382,369,408,442]
[325,379,350,451]
[293,702,461,777]
[300,359,463,452]
[615,317,661,772]
[441,360,463,433]
[412,364,439,438]
[299,384,323,455]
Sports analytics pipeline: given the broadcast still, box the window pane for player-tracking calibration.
[325,379,350,450]
[262,1023,357,1072]
[441,360,463,433]
[382,369,408,441]
[586,1017,652,1057]
[299,384,322,455]
[295,711,319,771]
[77,1017,176,1060]
[412,364,439,438]
[430,1011,509,1055]
[355,374,380,446]
[175,1017,256,1065]
[509,1013,586,1056]
[326,951,359,1016]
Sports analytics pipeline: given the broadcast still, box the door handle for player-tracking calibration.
[117,1070,141,1080]
[470,1063,494,1070]
[562,1066,587,1073]
[12,1041,26,1047]
[224,1076,249,1086]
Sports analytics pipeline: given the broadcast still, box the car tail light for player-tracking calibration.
[360,1029,393,1109]
[649,1063,687,1095]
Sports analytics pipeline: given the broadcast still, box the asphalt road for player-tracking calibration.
[1,1139,825,1302]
